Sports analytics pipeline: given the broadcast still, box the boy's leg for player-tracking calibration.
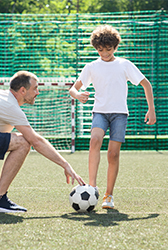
[0,133,31,196]
[89,127,104,187]
[102,140,121,209]
[106,140,122,195]
[105,113,127,195]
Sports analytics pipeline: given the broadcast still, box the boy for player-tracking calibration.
[69,25,156,209]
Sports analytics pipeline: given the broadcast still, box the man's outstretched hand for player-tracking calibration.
[64,163,86,185]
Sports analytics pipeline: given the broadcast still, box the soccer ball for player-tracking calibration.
[69,184,99,212]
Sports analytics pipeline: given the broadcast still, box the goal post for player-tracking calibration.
[0,77,75,153]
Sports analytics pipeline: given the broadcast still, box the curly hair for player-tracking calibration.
[90,25,121,50]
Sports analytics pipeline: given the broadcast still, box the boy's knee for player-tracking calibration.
[90,136,102,149]
[108,149,119,160]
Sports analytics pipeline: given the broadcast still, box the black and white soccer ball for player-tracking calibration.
[69,184,99,212]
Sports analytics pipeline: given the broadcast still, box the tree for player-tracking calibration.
[0,0,167,14]
[129,0,168,11]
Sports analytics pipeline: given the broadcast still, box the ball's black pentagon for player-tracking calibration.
[95,190,99,199]
[81,191,90,200]
[72,203,80,211]
[70,189,76,197]
[87,205,95,212]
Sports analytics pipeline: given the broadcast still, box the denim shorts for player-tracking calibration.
[91,113,128,143]
[0,132,11,160]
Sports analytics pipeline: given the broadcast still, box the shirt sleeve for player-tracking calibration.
[2,105,30,126]
[77,63,92,90]
[125,60,145,86]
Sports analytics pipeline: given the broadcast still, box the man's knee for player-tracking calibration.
[18,136,31,152]
[8,133,31,152]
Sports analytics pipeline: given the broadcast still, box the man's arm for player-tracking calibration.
[140,78,156,125]
[15,125,85,185]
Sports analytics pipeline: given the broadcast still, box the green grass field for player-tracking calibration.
[0,151,167,250]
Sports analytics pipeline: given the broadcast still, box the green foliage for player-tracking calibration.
[0,0,167,14]
[130,0,168,11]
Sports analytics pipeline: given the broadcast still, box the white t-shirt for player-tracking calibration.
[78,57,145,114]
[0,90,30,132]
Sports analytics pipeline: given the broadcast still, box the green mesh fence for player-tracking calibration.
[0,10,168,150]
[0,83,72,151]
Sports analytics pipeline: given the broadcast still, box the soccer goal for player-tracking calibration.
[0,77,75,152]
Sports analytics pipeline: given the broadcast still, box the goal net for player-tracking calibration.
[0,77,75,152]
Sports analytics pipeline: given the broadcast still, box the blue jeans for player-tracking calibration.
[91,113,128,143]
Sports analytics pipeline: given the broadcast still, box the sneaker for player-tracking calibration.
[102,193,114,209]
[0,192,27,213]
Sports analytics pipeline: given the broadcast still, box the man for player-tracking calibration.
[0,71,85,213]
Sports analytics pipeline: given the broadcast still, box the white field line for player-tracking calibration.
[10,186,168,190]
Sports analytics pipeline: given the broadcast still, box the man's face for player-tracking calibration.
[23,78,39,105]
[97,46,115,62]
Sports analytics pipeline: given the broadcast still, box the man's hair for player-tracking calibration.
[90,25,121,50]
[10,71,38,92]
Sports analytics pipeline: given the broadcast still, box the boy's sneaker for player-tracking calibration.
[102,193,114,209]
[0,192,27,213]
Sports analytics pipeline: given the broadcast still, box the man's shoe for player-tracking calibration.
[102,193,114,209]
[0,192,27,213]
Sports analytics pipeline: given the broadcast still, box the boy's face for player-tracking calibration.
[97,46,115,62]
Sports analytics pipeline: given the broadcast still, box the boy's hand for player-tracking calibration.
[144,110,156,125]
[78,91,90,103]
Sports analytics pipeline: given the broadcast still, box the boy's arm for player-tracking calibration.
[69,80,90,103]
[140,78,156,125]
